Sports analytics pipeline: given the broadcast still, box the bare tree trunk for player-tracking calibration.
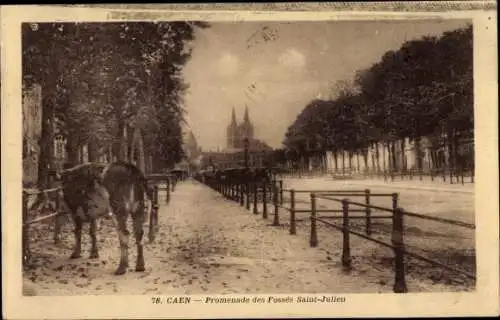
[87,138,99,162]
[415,136,422,172]
[401,138,407,172]
[363,148,369,174]
[375,142,381,173]
[453,129,461,172]
[114,120,125,161]
[430,149,436,171]
[370,143,376,173]
[341,150,345,174]
[382,142,387,172]
[108,145,113,162]
[65,134,79,167]
[356,150,360,173]
[120,123,129,162]
[333,150,338,171]
[390,141,397,171]
[38,94,54,189]
[136,129,145,173]
[446,126,453,172]
[323,151,327,174]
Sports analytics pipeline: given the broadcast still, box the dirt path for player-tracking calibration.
[24,180,467,296]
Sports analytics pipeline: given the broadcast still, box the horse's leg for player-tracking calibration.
[132,203,146,272]
[113,206,130,275]
[89,218,99,259]
[70,215,83,259]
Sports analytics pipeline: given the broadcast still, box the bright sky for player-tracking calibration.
[183,19,469,151]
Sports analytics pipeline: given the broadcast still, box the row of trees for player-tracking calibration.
[23,22,209,188]
[281,25,473,173]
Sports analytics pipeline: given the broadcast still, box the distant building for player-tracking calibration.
[226,105,255,149]
[200,108,273,169]
[225,105,271,151]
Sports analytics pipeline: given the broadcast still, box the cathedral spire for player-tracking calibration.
[243,105,250,123]
[231,106,237,124]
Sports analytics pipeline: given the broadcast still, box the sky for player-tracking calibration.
[182,19,470,151]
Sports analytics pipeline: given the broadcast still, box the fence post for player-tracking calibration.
[239,183,244,206]
[392,193,398,213]
[253,183,258,214]
[279,180,284,205]
[166,179,171,204]
[290,189,296,235]
[153,185,159,207]
[22,191,30,267]
[246,182,250,210]
[341,198,352,270]
[149,185,159,243]
[272,185,280,226]
[364,189,372,236]
[392,207,408,293]
[309,193,318,247]
[262,181,268,219]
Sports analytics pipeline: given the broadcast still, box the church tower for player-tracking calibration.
[240,105,254,142]
[226,107,237,148]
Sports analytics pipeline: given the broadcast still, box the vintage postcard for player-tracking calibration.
[2,2,499,319]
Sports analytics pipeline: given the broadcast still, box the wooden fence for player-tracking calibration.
[278,167,474,185]
[198,177,476,292]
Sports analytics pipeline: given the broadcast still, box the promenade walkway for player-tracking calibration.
[23,180,471,296]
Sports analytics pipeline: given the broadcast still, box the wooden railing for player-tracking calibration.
[197,176,476,292]
[276,167,474,185]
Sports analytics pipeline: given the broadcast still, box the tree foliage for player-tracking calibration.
[23,21,209,182]
[283,25,473,165]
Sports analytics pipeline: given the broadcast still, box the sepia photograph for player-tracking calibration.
[2,3,498,319]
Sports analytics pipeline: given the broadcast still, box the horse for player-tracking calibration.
[56,161,155,275]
